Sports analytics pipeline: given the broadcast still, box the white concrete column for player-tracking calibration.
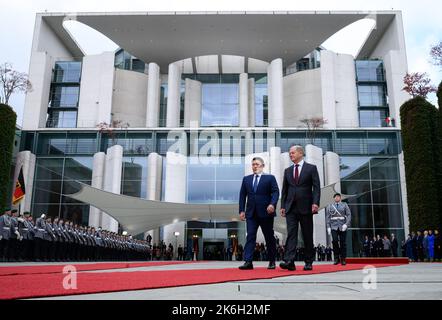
[146,152,163,248]
[147,152,163,201]
[184,78,202,127]
[22,52,54,130]
[146,63,160,127]
[12,151,36,214]
[77,52,115,128]
[239,73,249,127]
[166,63,182,128]
[101,145,123,232]
[324,151,341,192]
[270,146,282,191]
[163,152,187,252]
[320,50,337,129]
[383,50,409,129]
[305,144,326,247]
[398,152,409,235]
[267,58,284,127]
[248,78,256,127]
[88,152,106,228]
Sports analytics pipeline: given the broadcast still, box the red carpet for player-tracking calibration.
[0,263,403,300]
[0,261,197,276]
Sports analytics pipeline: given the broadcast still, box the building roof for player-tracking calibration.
[40,11,400,70]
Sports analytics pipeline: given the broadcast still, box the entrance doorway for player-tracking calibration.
[203,241,225,260]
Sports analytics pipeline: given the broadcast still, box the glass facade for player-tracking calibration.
[47,61,82,128]
[22,129,404,257]
[355,60,390,128]
[340,156,404,257]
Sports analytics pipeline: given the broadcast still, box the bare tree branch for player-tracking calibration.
[0,62,32,105]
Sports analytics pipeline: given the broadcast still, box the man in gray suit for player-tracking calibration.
[280,145,321,271]
[326,193,351,265]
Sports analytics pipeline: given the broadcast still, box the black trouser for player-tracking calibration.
[284,210,314,264]
[331,229,347,260]
[34,237,45,261]
[0,238,9,261]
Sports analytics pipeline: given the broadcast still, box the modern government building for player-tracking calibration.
[12,11,410,258]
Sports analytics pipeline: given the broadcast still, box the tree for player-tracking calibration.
[0,62,32,105]
[96,120,129,147]
[430,42,442,68]
[400,97,440,231]
[300,117,328,145]
[0,104,17,210]
[402,72,437,99]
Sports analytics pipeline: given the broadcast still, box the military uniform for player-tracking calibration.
[0,213,12,261]
[325,201,351,264]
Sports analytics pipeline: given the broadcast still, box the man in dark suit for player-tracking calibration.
[238,157,280,270]
[280,145,321,271]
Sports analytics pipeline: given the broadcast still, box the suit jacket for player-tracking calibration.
[239,173,279,219]
[281,162,321,215]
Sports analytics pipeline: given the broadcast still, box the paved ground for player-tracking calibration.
[2,261,442,300]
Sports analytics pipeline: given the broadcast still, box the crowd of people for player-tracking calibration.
[402,230,441,262]
[361,231,442,262]
[0,209,151,262]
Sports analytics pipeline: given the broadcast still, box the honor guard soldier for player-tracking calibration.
[325,193,352,265]
[0,208,13,262]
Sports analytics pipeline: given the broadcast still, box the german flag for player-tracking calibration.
[12,167,26,205]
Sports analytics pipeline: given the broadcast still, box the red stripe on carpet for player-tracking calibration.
[0,261,198,276]
[0,263,403,300]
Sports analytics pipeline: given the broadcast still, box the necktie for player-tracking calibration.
[294,164,299,184]
[253,175,259,193]
[337,203,339,209]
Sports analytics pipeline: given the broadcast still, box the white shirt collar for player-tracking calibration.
[293,159,304,167]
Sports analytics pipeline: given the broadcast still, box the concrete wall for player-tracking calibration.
[88,152,106,228]
[22,52,54,130]
[101,145,123,232]
[146,63,161,127]
[163,152,187,251]
[184,78,202,127]
[166,63,182,127]
[267,58,284,127]
[305,144,326,247]
[112,68,148,128]
[320,50,359,129]
[77,52,115,128]
[283,68,322,127]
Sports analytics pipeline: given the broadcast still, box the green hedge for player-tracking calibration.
[438,82,442,229]
[400,97,440,231]
[0,103,17,211]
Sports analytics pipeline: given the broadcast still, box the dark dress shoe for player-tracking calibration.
[239,261,254,270]
[303,263,313,271]
[333,258,340,265]
[279,261,296,271]
[267,261,276,269]
[341,259,347,266]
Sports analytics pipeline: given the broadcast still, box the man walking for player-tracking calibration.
[280,145,321,271]
[238,157,279,270]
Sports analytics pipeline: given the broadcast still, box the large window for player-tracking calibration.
[187,156,244,204]
[355,60,384,82]
[47,61,81,128]
[121,157,148,198]
[340,156,404,256]
[201,84,239,126]
[32,157,92,225]
[355,60,390,128]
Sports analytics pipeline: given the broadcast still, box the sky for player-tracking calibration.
[0,0,441,126]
